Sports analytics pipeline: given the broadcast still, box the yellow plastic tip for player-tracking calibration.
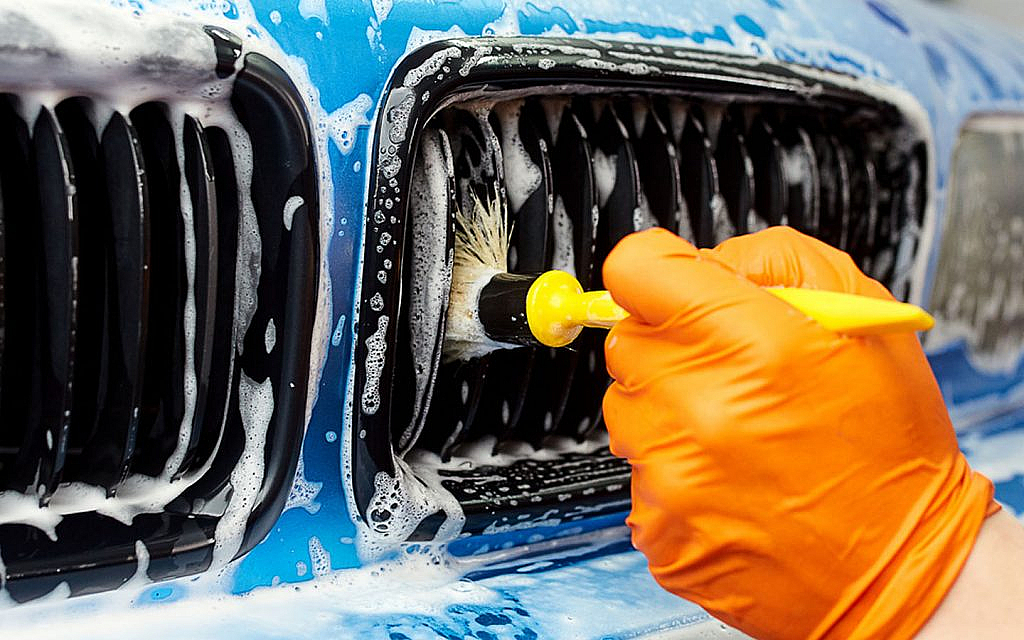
[525,270,628,347]
[765,287,935,335]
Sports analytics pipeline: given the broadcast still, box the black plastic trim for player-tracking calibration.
[0,49,318,602]
[353,37,920,536]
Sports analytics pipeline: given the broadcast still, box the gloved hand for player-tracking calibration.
[602,227,997,640]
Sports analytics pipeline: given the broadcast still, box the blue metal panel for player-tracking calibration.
[224,0,1024,591]
[7,0,1024,636]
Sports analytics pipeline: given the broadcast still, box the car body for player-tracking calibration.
[1,0,1024,638]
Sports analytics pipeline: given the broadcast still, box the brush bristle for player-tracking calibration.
[443,190,514,361]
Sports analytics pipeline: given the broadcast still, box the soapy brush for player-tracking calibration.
[442,192,934,361]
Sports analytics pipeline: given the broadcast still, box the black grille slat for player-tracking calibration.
[436,108,499,452]
[502,99,552,275]
[58,99,113,488]
[678,109,721,248]
[778,123,821,236]
[521,103,596,441]
[558,101,642,440]
[11,107,79,497]
[842,142,879,269]
[471,102,547,446]
[492,99,554,443]
[715,111,757,235]
[559,107,599,284]
[182,126,237,474]
[746,117,788,228]
[592,101,647,251]
[813,130,851,249]
[630,98,687,237]
[402,128,458,456]
[513,101,577,444]
[0,97,38,488]
[173,115,218,477]
[70,113,150,489]
[129,103,187,481]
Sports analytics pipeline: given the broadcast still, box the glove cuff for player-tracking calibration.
[820,455,996,640]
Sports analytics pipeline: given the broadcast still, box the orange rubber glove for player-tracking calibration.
[602,227,997,640]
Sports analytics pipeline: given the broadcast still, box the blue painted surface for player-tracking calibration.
[230,0,1024,629]
[8,0,1024,635]
[203,0,1024,616]
[929,340,1024,409]
[518,3,579,35]
[866,0,911,36]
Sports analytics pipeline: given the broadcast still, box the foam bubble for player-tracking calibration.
[283,195,303,230]
[360,315,389,415]
[265,317,277,353]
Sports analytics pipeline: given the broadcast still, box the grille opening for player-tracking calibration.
[0,50,318,602]
[355,39,928,545]
[403,95,923,457]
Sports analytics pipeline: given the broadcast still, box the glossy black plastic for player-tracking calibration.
[353,37,925,538]
[0,49,318,601]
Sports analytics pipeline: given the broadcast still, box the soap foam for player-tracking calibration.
[551,195,576,276]
[357,456,465,563]
[494,99,542,215]
[591,148,618,209]
[360,315,389,416]
[399,128,455,451]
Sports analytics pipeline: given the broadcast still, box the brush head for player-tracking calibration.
[443,191,516,361]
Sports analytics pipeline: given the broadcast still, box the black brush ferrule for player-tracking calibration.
[478,273,542,346]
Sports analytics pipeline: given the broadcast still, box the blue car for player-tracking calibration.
[0,0,1023,637]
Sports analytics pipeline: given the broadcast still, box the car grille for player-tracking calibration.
[354,38,927,544]
[0,29,319,601]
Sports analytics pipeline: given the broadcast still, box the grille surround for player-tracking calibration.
[0,44,320,601]
[354,38,929,544]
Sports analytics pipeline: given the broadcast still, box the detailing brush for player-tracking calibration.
[443,193,934,361]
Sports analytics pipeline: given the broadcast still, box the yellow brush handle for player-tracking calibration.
[525,270,934,348]
[765,287,934,335]
[574,291,629,329]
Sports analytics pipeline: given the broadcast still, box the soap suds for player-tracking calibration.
[633,191,658,231]
[213,372,273,567]
[282,195,303,230]
[591,149,618,209]
[264,317,277,353]
[308,536,331,577]
[325,93,372,155]
[284,453,323,515]
[400,129,454,451]
[357,456,464,562]
[494,100,542,214]
[403,46,461,88]
[709,193,734,244]
[297,0,328,25]
[551,196,576,276]
[540,97,570,146]
[360,315,389,415]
